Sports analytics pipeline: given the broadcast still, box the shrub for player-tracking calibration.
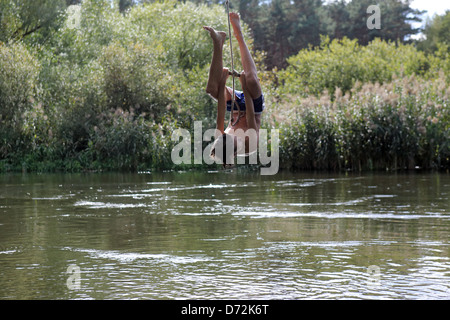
[0,42,40,158]
[89,108,153,170]
[279,36,432,97]
[51,59,106,157]
[1,0,448,173]
[277,74,450,171]
[100,41,173,119]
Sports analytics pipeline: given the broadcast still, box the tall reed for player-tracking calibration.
[272,73,449,171]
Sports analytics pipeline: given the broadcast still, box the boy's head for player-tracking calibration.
[210,133,237,168]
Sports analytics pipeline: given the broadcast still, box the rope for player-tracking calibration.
[225,0,241,126]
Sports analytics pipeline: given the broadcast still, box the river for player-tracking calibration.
[0,170,449,299]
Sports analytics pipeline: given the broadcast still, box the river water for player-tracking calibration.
[0,171,449,300]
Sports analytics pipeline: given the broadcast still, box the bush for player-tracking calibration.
[100,41,173,118]
[4,0,238,172]
[51,59,106,157]
[277,73,450,171]
[0,42,40,158]
[279,36,432,97]
[89,108,153,170]
[1,0,448,173]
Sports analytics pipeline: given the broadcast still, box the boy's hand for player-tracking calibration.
[239,71,247,90]
[220,67,230,87]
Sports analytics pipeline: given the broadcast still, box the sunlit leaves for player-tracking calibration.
[277,74,450,171]
[0,0,241,171]
[279,36,432,98]
[0,42,40,157]
[0,0,67,43]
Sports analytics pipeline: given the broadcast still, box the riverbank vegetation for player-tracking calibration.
[0,0,449,172]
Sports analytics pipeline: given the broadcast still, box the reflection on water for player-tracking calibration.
[0,171,449,299]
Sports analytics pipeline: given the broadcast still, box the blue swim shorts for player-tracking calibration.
[226,90,265,114]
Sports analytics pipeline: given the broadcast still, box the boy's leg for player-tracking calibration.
[204,26,231,101]
[229,12,262,100]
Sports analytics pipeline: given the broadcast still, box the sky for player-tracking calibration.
[408,0,450,39]
[409,0,450,19]
[329,0,450,20]
[326,0,450,39]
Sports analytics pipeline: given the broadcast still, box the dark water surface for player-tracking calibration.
[0,171,449,299]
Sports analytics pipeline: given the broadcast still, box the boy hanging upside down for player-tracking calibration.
[203,12,265,168]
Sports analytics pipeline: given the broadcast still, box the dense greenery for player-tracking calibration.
[172,0,425,69]
[279,36,448,97]
[418,10,450,53]
[275,73,449,171]
[0,0,449,172]
[1,0,242,172]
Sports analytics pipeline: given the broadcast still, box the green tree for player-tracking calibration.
[375,0,423,43]
[321,0,424,45]
[279,36,431,97]
[0,43,40,158]
[288,0,322,57]
[418,11,450,52]
[250,0,322,69]
[119,0,135,12]
[0,0,68,43]
[318,0,350,40]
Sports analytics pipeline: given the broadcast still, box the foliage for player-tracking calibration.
[0,0,449,173]
[0,0,247,172]
[227,0,424,69]
[0,0,68,44]
[118,0,425,69]
[279,36,432,97]
[418,11,450,53]
[276,74,449,171]
[0,42,40,158]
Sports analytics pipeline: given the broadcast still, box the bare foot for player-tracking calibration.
[229,12,243,40]
[203,26,226,47]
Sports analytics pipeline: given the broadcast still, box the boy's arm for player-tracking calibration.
[240,73,257,130]
[216,86,226,135]
[216,70,229,134]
